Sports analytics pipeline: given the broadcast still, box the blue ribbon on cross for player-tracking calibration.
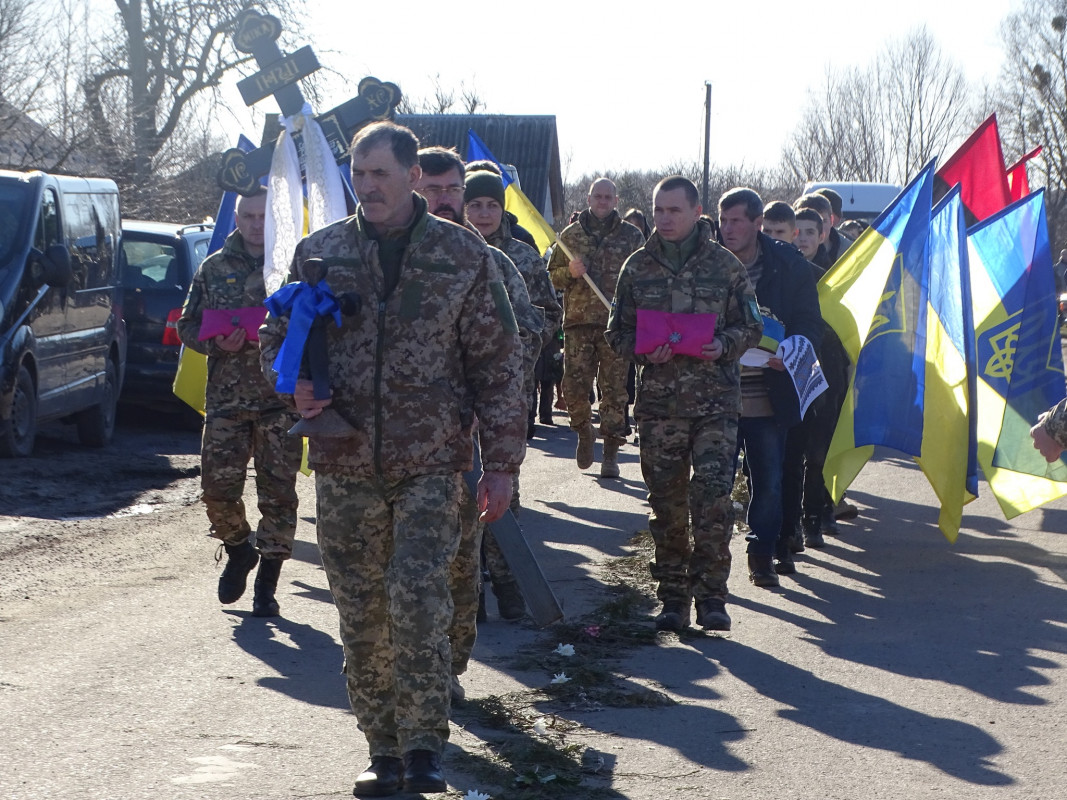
[264,279,343,394]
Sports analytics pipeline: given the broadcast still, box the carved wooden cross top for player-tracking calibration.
[217,9,401,196]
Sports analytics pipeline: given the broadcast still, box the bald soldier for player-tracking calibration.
[548,178,645,476]
[176,188,302,619]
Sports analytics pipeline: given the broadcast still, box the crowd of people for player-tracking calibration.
[178,121,907,796]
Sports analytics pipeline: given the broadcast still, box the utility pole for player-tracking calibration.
[702,82,712,209]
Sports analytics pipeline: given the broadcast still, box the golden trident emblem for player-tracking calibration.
[983,321,1021,380]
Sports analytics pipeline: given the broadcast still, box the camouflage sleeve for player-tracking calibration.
[175,263,221,358]
[461,245,527,474]
[548,229,576,291]
[492,247,544,338]
[489,248,543,376]
[257,254,300,405]
[529,263,562,343]
[717,259,763,362]
[604,255,640,363]
[1041,397,1067,448]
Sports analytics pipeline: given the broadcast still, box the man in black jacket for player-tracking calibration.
[718,188,824,587]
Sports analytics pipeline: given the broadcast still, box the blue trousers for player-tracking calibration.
[737,415,789,558]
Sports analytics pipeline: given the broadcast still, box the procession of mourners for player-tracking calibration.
[170,112,899,796]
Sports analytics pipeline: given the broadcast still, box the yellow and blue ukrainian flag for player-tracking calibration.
[819,163,934,511]
[913,187,979,540]
[821,165,983,540]
[968,189,1067,517]
[466,129,556,256]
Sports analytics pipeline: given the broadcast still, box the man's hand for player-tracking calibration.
[293,378,332,420]
[568,257,587,279]
[766,356,786,371]
[1031,420,1065,463]
[700,337,724,361]
[477,470,513,523]
[214,327,247,353]
[646,343,673,364]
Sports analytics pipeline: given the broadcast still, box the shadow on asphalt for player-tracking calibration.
[478,449,1059,789]
[227,610,348,710]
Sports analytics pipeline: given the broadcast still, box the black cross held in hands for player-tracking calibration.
[216,9,402,196]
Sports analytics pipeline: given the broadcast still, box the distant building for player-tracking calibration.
[397,114,563,226]
[0,98,103,175]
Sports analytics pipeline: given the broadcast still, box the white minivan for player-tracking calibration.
[803,181,902,223]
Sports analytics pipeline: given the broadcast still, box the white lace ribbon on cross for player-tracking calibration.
[263,102,348,295]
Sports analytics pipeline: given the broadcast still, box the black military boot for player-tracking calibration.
[252,557,283,617]
[538,383,554,424]
[774,538,797,575]
[217,540,259,604]
[402,749,446,793]
[803,514,826,548]
[353,755,403,797]
[492,580,527,621]
[748,553,780,587]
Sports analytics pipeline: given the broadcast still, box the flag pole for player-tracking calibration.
[555,236,611,310]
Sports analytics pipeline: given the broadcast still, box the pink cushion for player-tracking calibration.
[635,309,718,357]
[198,306,269,342]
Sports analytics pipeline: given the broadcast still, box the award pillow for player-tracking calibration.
[199,306,268,342]
[635,309,718,357]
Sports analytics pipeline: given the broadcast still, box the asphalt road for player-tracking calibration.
[1,409,1066,799]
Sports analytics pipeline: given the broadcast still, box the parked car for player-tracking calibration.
[0,169,125,457]
[119,220,214,419]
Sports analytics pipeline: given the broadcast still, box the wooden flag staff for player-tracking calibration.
[554,237,612,311]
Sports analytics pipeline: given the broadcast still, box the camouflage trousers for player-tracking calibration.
[449,478,483,677]
[316,471,461,757]
[562,324,628,443]
[200,407,302,557]
[638,414,739,605]
[522,333,543,422]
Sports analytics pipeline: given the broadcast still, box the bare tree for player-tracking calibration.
[397,74,485,115]
[0,0,93,171]
[880,28,975,180]
[83,0,301,216]
[786,67,892,183]
[784,27,979,185]
[562,164,803,234]
[996,0,1067,244]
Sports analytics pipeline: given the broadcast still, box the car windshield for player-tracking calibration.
[0,179,33,272]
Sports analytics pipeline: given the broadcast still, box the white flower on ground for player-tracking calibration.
[532,718,548,736]
[550,672,570,684]
[463,791,491,800]
[553,643,575,657]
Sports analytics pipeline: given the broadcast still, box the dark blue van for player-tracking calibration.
[0,170,126,456]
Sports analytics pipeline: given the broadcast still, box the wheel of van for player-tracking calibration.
[0,365,37,458]
[76,358,118,447]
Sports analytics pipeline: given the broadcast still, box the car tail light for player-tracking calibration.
[162,308,183,346]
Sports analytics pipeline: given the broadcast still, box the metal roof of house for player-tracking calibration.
[396,114,563,224]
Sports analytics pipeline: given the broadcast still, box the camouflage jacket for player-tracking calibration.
[486,217,562,345]
[471,225,544,381]
[1041,398,1067,448]
[259,199,526,478]
[460,219,544,340]
[606,218,763,419]
[548,209,645,328]
[175,230,284,415]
